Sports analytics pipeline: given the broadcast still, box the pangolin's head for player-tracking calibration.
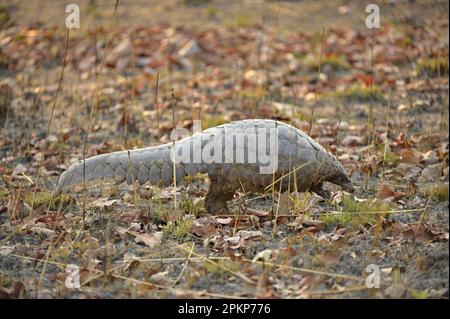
[328,161,355,193]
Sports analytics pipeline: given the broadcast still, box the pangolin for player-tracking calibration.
[55,119,354,213]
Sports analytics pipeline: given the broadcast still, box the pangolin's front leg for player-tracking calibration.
[311,184,331,199]
[205,176,236,214]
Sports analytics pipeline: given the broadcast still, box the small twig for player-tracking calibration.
[171,89,178,213]
[81,1,120,230]
[367,34,375,150]
[308,27,325,136]
[264,162,310,191]
[271,122,278,214]
[272,173,284,237]
[316,208,426,215]
[154,72,160,133]
[172,242,195,287]
[365,33,375,192]
[31,28,70,213]
[303,285,370,296]
[381,87,392,184]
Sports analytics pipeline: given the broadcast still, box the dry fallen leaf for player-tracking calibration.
[421,150,439,165]
[317,250,340,265]
[90,198,118,208]
[255,271,273,298]
[378,184,395,199]
[252,249,278,262]
[149,271,172,285]
[236,230,263,240]
[377,183,406,200]
[94,243,117,257]
[400,149,421,164]
[418,164,441,183]
[135,231,163,248]
[413,225,434,243]
[342,135,365,147]
[30,226,55,237]
[245,207,270,218]
[216,217,233,225]
[191,221,207,237]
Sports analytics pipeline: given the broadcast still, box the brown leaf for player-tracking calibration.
[392,221,412,235]
[149,271,172,285]
[377,184,406,200]
[413,225,434,243]
[342,135,365,147]
[30,226,55,237]
[400,149,420,164]
[90,198,119,208]
[421,150,439,165]
[277,192,291,215]
[245,207,270,218]
[418,164,441,183]
[82,249,100,268]
[7,194,32,220]
[0,281,26,299]
[252,249,277,262]
[275,215,290,225]
[317,250,340,265]
[94,243,117,257]
[302,218,326,230]
[191,221,207,237]
[216,217,233,225]
[236,230,263,240]
[255,271,273,298]
[378,184,395,199]
[135,231,163,248]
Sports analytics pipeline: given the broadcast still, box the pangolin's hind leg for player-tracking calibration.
[205,176,236,214]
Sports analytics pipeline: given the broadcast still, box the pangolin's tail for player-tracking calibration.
[55,143,192,194]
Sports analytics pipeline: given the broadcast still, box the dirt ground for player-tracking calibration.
[0,0,448,298]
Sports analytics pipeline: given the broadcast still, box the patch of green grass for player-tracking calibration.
[293,52,307,60]
[0,273,15,288]
[0,188,8,200]
[51,141,68,153]
[320,195,389,227]
[397,36,413,48]
[416,57,449,77]
[148,204,170,223]
[0,83,12,120]
[0,4,11,27]
[206,5,219,17]
[225,14,255,28]
[164,219,193,240]
[53,240,92,260]
[202,116,228,129]
[183,0,212,5]
[240,87,268,100]
[290,192,314,214]
[125,137,143,149]
[302,54,350,71]
[180,196,204,216]
[203,259,241,278]
[410,289,429,299]
[25,191,72,210]
[422,183,449,201]
[377,143,399,167]
[333,85,385,102]
[340,195,389,213]
[384,150,400,167]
